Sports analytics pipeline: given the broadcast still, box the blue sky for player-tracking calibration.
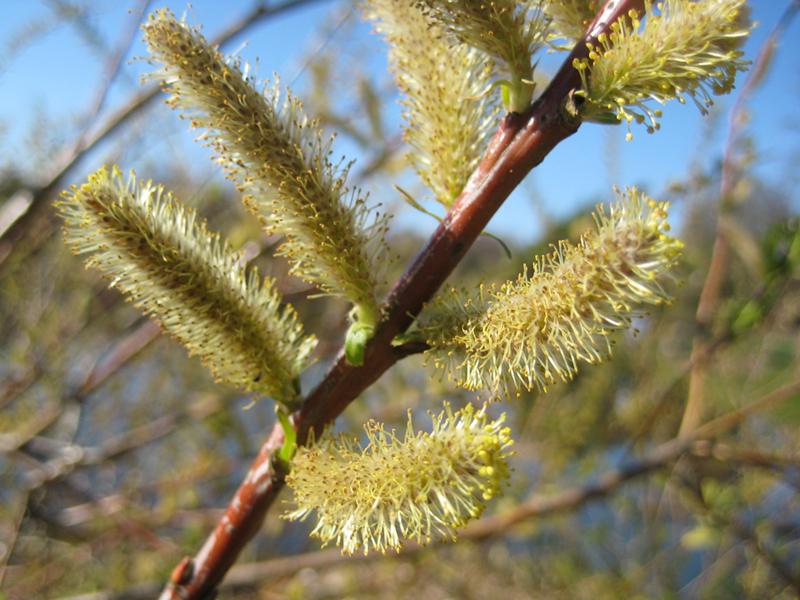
[1,0,798,244]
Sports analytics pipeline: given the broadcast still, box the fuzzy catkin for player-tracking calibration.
[58,167,315,407]
[142,10,388,320]
[285,403,512,555]
[575,0,751,136]
[420,187,683,397]
[416,0,550,111]
[363,0,499,207]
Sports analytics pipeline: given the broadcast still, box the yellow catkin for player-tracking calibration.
[574,0,752,135]
[285,403,513,554]
[420,187,683,397]
[363,0,499,206]
[143,10,388,320]
[416,0,550,111]
[58,167,315,407]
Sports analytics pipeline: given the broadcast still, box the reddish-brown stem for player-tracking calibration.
[159,2,646,598]
[299,0,644,439]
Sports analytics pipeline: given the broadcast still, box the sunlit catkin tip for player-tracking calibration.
[284,403,513,554]
[57,166,315,407]
[143,9,388,317]
[420,187,682,397]
[415,0,550,112]
[574,0,752,136]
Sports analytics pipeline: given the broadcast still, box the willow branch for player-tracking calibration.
[157,2,646,598]
[690,441,800,472]
[0,491,29,591]
[77,320,161,396]
[19,394,224,492]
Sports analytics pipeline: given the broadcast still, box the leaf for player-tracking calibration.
[395,185,512,259]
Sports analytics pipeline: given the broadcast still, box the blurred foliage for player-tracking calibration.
[1,2,799,599]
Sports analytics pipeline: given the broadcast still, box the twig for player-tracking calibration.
[680,0,800,435]
[64,0,152,161]
[0,402,62,453]
[0,361,39,411]
[156,2,647,598]
[77,319,161,397]
[0,491,30,591]
[691,441,800,472]
[19,393,224,492]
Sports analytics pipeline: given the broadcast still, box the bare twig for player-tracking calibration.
[0,491,30,591]
[691,441,800,471]
[0,402,62,453]
[65,0,152,161]
[680,0,800,435]
[77,319,161,397]
[18,393,224,492]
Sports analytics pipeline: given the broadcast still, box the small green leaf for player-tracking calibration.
[392,330,425,347]
[730,299,763,335]
[395,185,512,259]
[345,322,374,366]
[500,82,511,110]
[276,408,297,465]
